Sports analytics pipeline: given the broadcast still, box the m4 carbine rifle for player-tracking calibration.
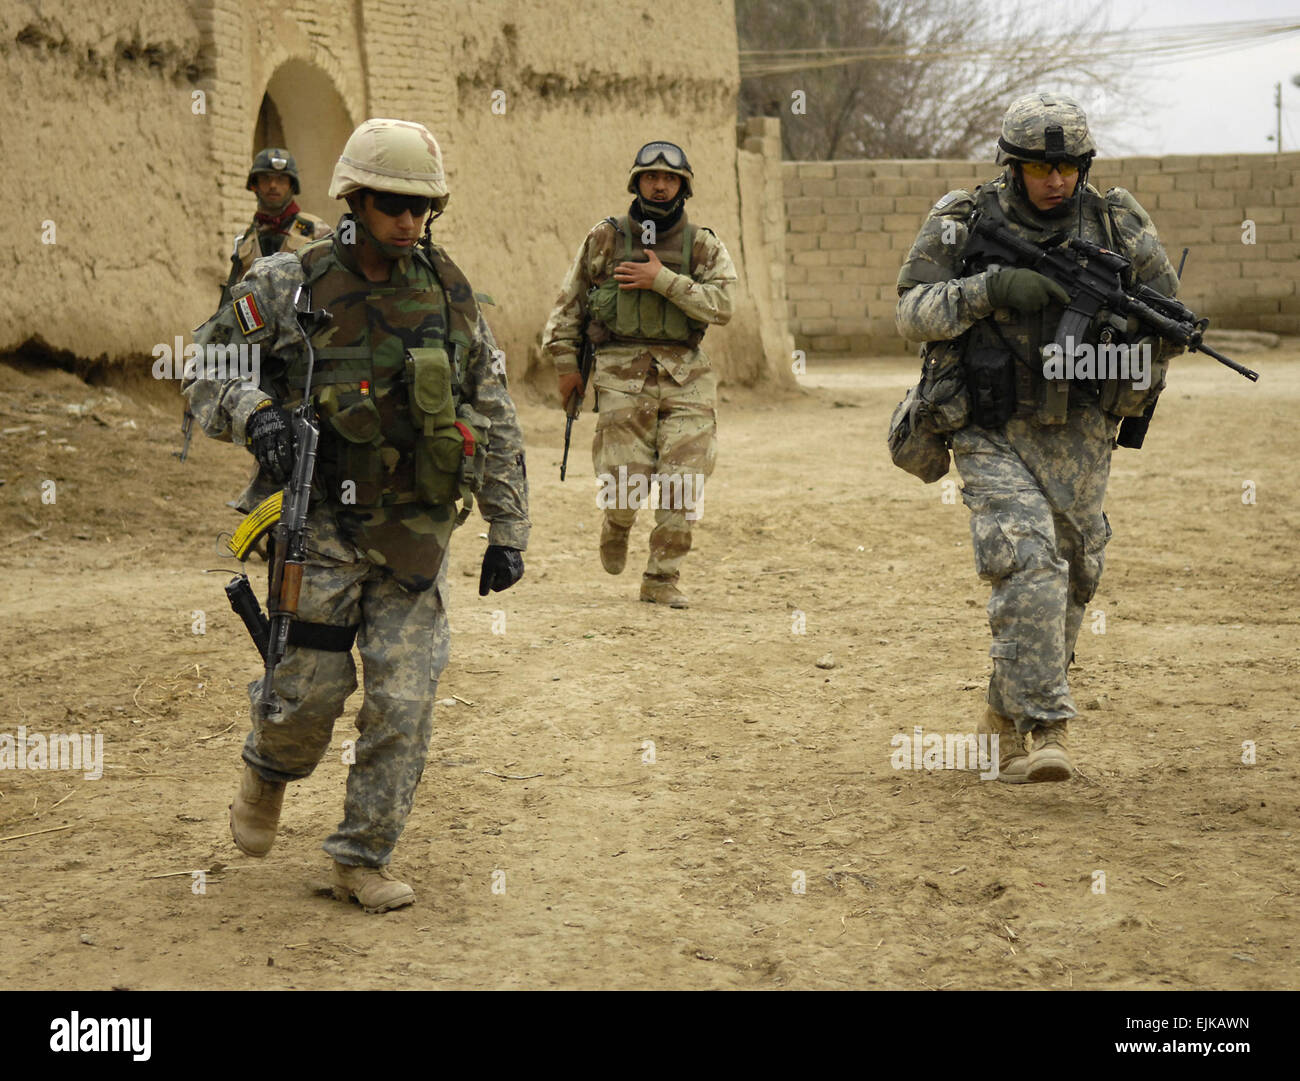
[968,217,1258,448]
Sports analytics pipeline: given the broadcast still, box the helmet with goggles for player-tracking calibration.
[627,141,694,198]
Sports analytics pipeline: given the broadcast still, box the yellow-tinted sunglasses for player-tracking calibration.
[1020,160,1080,179]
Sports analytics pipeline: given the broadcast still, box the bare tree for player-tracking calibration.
[737,0,1134,160]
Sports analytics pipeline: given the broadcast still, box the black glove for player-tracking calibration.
[479,545,524,596]
[246,404,295,484]
[986,268,1071,313]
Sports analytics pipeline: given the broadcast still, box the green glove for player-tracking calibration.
[986,268,1071,313]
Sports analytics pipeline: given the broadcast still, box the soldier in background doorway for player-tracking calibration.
[221,147,333,303]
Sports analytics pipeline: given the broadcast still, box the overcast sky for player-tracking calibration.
[1038,0,1300,156]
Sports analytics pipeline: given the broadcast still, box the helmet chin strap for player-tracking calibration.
[347,205,417,260]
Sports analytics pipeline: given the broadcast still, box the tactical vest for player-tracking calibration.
[958,183,1123,423]
[588,214,708,346]
[233,215,320,282]
[271,236,488,517]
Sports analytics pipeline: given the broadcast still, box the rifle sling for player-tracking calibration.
[286,619,359,652]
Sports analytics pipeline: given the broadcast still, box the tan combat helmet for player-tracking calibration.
[328,118,450,212]
[627,141,694,198]
[995,93,1096,165]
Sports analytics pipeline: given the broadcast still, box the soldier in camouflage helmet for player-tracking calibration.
[184,119,530,912]
[894,92,1182,783]
[542,141,737,608]
[221,147,333,303]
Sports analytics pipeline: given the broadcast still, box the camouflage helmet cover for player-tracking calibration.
[328,118,450,211]
[995,93,1096,165]
[627,141,694,199]
[247,147,300,193]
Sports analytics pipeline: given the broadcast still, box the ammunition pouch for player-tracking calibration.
[589,216,706,346]
[887,380,951,483]
[918,340,971,433]
[1097,337,1167,417]
[314,366,387,508]
[964,325,1017,430]
[405,346,486,508]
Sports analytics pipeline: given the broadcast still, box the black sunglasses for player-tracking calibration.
[368,191,433,218]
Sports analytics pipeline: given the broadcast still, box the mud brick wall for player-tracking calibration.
[784,153,1300,354]
[1,0,793,387]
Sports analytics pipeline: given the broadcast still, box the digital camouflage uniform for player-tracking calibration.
[542,211,736,581]
[185,228,529,868]
[896,99,1179,740]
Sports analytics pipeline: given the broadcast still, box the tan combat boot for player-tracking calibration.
[977,706,1029,784]
[600,517,631,575]
[1027,719,1073,782]
[229,764,286,857]
[331,861,415,914]
[640,574,689,609]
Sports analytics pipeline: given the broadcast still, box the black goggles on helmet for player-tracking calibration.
[367,191,433,218]
[634,141,690,172]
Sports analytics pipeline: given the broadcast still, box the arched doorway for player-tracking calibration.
[253,60,354,224]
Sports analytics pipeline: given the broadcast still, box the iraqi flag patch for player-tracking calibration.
[234,293,265,336]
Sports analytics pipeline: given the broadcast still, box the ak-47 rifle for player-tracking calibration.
[174,406,194,462]
[967,217,1258,448]
[252,284,330,717]
[560,313,597,481]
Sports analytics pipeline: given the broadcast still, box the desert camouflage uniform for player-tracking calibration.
[185,227,529,865]
[542,212,735,579]
[896,172,1178,732]
[228,210,333,288]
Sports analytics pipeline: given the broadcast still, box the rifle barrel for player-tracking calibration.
[1194,343,1259,382]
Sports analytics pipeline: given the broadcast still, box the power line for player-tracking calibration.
[739,17,1300,78]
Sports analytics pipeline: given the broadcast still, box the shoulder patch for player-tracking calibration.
[233,292,266,336]
[931,189,974,215]
[293,218,313,236]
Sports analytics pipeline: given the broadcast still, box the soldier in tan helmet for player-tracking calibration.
[893,93,1182,783]
[543,141,737,609]
[220,147,333,303]
[184,119,530,912]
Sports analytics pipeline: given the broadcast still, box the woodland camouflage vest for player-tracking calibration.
[268,233,487,515]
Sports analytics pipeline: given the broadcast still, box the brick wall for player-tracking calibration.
[783,153,1300,354]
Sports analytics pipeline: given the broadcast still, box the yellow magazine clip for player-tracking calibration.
[226,490,283,561]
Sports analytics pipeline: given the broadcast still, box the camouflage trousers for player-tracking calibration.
[242,512,450,866]
[953,402,1115,733]
[592,358,717,579]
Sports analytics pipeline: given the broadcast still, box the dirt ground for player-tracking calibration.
[0,343,1296,991]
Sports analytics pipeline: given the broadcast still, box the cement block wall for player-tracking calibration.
[783,153,1300,354]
